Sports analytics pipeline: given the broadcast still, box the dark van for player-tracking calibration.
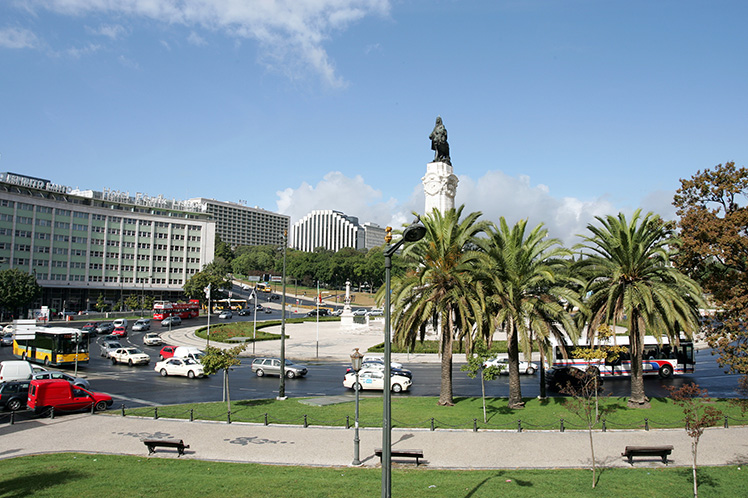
[27,379,113,414]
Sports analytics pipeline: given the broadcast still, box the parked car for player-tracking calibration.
[482,357,538,375]
[112,326,127,338]
[1,333,13,347]
[0,380,31,411]
[143,333,163,346]
[343,369,411,393]
[27,379,112,414]
[132,319,151,331]
[99,340,123,358]
[218,310,233,319]
[237,308,253,316]
[161,316,182,327]
[81,322,98,332]
[0,360,46,382]
[154,357,205,378]
[110,348,151,366]
[305,309,329,318]
[32,370,90,389]
[158,346,177,361]
[95,322,114,335]
[251,358,308,379]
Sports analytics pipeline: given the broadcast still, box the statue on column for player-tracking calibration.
[429,116,451,165]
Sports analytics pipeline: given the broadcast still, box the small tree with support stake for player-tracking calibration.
[460,339,501,423]
[201,345,246,414]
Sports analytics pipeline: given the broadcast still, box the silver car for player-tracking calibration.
[132,319,151,331]
[32,370,90,389]
[251,358,308,379]
[99,340,122,358]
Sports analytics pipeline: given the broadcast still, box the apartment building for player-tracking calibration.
[188,198,290,248]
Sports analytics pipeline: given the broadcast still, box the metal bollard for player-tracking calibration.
[473,418,478,432]
[517,420,522,432]
[91,402,95,414]
[190,409,194,422]
[264,413,268,426]
[430,418,435,431]
[725,415,729,429]
[49,407,54,419]
[644,418,649,431]
[9,411,14,425]
[304,415,308,428]
[346,415,350,429]
[227,411,231,424]
[121,403,126,417]
[560,418,564,432]
[154,407,158,420]
[602,419,607,432]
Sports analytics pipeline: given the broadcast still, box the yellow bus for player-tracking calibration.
[13,326,90,367]
[257,282,271,292]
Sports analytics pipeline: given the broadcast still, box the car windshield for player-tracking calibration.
[184,358,198,365]
[125,348,143,354]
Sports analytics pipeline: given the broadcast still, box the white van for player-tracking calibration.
[173,346,205,363]
[0,360,46,382]
[113,319,128,329]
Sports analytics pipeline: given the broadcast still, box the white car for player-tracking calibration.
[218,310,233,319]
[110,347,151,366]
[360,359,404,370]
[143,333,163,346]
[155,357,205,378]
[482,357,538,375]
[352,309,368,316]
[343,368,411,393]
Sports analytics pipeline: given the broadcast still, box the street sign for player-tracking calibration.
[271,276,282,282]
[248,276,260,282]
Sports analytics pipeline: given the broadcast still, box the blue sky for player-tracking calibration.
[1,0,746,246]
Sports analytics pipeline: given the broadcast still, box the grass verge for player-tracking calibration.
[0,453,745,497]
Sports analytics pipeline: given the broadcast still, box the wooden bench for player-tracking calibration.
[621,445,673,465]
[143,439,190,457]
[375,448,424,466]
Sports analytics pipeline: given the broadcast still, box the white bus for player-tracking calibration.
[550,334,695,379]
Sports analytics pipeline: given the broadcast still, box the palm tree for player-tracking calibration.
[388,206,489,406]
[477,218,579,409]
[575,210,705,408]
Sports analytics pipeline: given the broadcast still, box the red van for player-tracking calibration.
[27,379,113,414]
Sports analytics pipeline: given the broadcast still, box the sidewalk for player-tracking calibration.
[1,412,746,469]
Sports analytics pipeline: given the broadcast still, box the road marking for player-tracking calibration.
[111,394,160,406]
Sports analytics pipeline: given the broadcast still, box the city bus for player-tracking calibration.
[153,300,200,320]
[214,299,248,311]
[257,282,271,292]
[550,334,695,379]
[13,326,90,367]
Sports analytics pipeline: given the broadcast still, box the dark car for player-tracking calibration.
[0,380,31,411]
[1,333,13,347]
[305,309,329,318]
[81,322,98,332]
[237,308,253,316]
[95,322,114,335]
[546,367,603,394]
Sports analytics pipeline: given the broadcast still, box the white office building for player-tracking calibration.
[188,198,290,248]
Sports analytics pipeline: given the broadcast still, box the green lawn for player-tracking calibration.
[0,453,745,497]
[124,396,748,431]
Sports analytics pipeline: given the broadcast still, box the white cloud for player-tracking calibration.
[276,169,633,248]
[88,23,128,40]
[65,42,101,58]
[118,54,140,69]
[0,27,39,49]
[187,31,207,46]
[21,0,392,87]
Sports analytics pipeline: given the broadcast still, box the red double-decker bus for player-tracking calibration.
[153,300,200,320]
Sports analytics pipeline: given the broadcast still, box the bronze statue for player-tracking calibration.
[429,116,450,164]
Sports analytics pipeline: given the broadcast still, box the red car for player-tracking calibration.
[27,379,112,414]
[158,346,177,361]
[112,326,127,338]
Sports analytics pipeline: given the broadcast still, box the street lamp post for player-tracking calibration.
[350,347,364,466]
[278,230,288,400]
[382,218,426,498]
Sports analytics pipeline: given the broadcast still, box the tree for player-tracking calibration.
[667,383,723,498]
[673,162,748,387]
[125,295,140,311]
[0,268,42,319]
[183,268,232,306]
[477,218,579,409]
[575,210,705,408]
[94,293,108,313]
[388,206,490,406]
[460,339,501,422]
[201,345,246,413]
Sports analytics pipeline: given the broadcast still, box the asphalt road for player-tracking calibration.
[0,325,742,409]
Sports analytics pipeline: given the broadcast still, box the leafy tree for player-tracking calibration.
[388,206,490,406]
[667,383,723,498]
[0,268,42,319]
[460,339,501,422]
[575,210,705,408]
[673,162,748,387]
[141,295,155,313]
[94,293,109,312]
[201,345,246,414]
[477,218,579,409]
[125,295,140,311]
[183,268,232,306]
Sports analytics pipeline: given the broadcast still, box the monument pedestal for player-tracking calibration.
[422,161,458,214]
